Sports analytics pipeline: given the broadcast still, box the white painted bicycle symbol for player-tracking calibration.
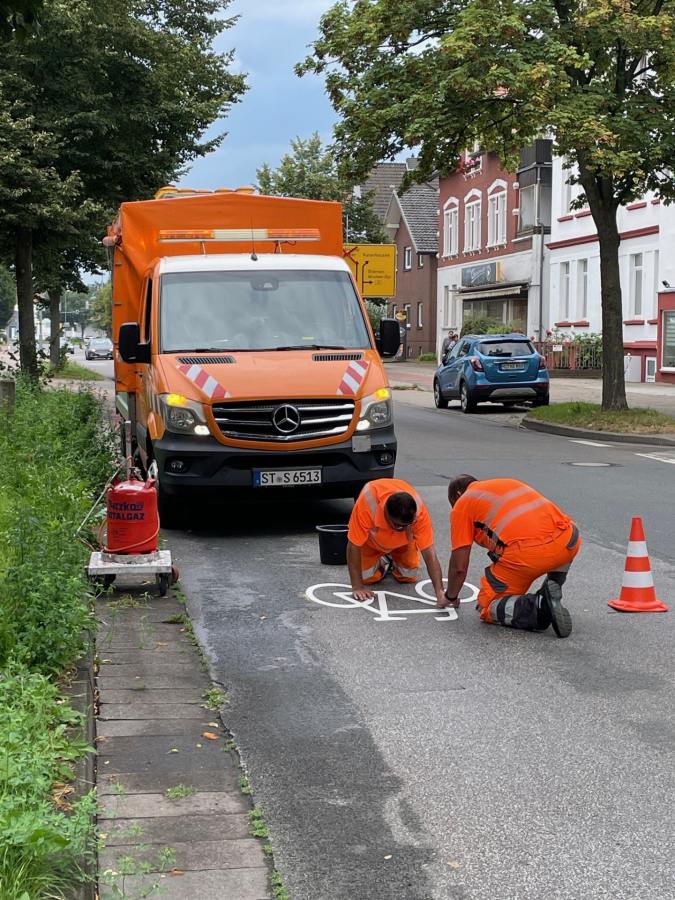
[305,579,479,623]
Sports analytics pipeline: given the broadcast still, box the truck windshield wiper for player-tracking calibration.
[273,344,348,351]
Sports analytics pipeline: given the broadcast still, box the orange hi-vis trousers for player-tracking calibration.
[361,542,420,585]
[479,523,581,624]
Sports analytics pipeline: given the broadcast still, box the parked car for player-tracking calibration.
[85,337,114,360]
[433,333,549,413]
[60,336,75,355]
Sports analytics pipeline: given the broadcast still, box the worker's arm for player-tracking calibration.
[420,545,446,608]
[347,540,374,601]
[437,545,472,609]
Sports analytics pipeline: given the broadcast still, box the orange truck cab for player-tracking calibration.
[106,189,400,521]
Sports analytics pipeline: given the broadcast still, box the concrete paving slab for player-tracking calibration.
[99,688,204,704]
[102,813,251,846]
[98,867,270,900]
[97,633,193,649]
[97,648,194,664]
[98,606,185,624]
[96,718,218,738]
[97,767,239,795]
[99,734,228,757]
[97,659,205,676]
[97,673,209,692]
[98,791,248,819]
[98,703,207,720]
[100,837,266,872]
[98,739,228,776]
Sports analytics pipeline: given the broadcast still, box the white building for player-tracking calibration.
[547,157,675,383]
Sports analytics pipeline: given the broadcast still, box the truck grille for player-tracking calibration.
[211,398,356,443]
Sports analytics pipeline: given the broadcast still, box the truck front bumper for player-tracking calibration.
[152,428,397,497]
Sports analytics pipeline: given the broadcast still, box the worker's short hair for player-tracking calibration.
[448,474,477,504]
[385,492,417,525]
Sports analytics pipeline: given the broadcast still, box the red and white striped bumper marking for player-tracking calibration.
[177,364,229,400]
[337,359,369,396]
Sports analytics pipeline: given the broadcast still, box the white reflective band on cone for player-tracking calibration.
[621,571,654,589]
[627,541,648,557]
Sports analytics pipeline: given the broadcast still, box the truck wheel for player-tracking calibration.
[460,382,477,414]
[433,379,449,409]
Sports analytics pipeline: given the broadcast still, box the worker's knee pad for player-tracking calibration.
[492,594,539,630]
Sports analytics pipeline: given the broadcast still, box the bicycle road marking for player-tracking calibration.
[305,580,479,623]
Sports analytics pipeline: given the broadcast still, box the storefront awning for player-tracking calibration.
[458,282,528,301]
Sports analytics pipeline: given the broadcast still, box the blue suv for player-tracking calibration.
[434,333,549,413]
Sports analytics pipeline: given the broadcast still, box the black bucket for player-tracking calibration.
[316,524,349,565]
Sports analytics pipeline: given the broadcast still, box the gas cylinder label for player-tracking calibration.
[108,501,146,520]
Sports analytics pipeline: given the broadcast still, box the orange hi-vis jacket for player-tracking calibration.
[451,478,575,555]
[348,478,434,554]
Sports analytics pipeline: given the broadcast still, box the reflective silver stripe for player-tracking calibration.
[395,564,418,577]
[491,496,548,535]
[566,524,579,549]
[501,597,516,625]
[482,485,532,528]
[362,561,383,580]
[362,483,378,516]
[484,565,508,593]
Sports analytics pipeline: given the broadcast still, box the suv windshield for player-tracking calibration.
[160,269,371,353]
[478,340,534,358]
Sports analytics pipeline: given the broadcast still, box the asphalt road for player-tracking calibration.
[160,392,675,900]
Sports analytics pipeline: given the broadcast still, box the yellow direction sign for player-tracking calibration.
[343,244,396,298]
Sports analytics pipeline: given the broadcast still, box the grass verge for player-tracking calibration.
[49,360,105,381]
[527,401,675,434]
[0,379,114,895]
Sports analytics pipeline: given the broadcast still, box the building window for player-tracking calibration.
[391,305,397,318]
[487,191,507,247]
[629,253,643,316]
[561,167,572,215]
[663,310,675,367]
[417,302,423,328]
[443,286,452,328]
[443,204,459,256]
[403,247,412,271]
[578,259,588,319]
[403,303,411,325]
[464,200,481,252]
[417,253,424,269]
[560,262,570,319]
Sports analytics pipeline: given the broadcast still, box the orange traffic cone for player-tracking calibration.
[608,517,668,613]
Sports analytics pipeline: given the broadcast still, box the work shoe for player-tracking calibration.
[540,579,572,638]
[381,555,394,578]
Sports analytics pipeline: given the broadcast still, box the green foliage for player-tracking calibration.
[417,352,436,362]
[257,132,387,243]
[0,668,96,896]
[165,784,196,801]
[528,402,675,434]
[202,685,227,710]
[365,299,386,335]
[271,869,290,900]
[0,264,15,328]
[0,0,42,39]
[460,318,523,337]
[248,807,269,839]
[89,281,112,336]
[49,360,105,381]
[0,381,113,672]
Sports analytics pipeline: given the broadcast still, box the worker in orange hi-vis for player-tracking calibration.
[437,475,581,638]
[347,478,446,605]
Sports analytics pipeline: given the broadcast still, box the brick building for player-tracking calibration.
[384,179,439,358]
[436,142,552,357]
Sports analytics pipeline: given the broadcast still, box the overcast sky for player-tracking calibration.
[179,0,337,191]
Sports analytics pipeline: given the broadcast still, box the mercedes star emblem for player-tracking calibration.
[273,404,301,434]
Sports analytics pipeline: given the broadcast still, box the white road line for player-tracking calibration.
[635,452,675,465]
[568,439,612,448]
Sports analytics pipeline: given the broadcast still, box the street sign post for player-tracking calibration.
[343,244,397,298]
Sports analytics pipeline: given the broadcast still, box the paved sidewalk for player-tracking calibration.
[95,585,271,899]
[385,361,675,417]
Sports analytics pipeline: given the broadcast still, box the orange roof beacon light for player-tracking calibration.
[157,228,321,243]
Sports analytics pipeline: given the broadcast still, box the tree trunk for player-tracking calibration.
[49,288,61,370]
[577,169,627,411]
[15,227,38,380]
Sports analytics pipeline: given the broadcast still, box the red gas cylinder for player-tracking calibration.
[106,477,159,554]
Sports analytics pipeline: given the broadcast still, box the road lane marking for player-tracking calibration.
[305,581,479,623]
[568,439,612,447]
[635,451,675,465]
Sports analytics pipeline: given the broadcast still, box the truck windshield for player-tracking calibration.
[160,269,371,352]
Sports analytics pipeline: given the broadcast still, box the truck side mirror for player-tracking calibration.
[378,318,400,358]
[118,322,150,364]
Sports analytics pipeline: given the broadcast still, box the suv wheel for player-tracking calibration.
[534,393,550,407]
[433,379,449,409]
[460,382,477,414]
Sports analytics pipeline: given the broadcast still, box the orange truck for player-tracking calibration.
[105,188,400,522]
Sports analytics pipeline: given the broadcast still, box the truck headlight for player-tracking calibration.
[160,394,208,435]
[358,388,392,430]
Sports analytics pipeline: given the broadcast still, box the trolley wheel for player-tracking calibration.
[157,573,170,597]
[170,565,180,585]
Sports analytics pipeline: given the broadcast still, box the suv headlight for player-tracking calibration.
[357,388,393,431]
[160,394,208,435]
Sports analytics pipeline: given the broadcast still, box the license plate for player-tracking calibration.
[501,362,524,370]
[253,468,322,487]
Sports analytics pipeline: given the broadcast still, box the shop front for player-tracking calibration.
[656,289,675,383]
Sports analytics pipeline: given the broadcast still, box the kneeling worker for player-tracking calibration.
[437,475,581,637]
[347,478,446,605]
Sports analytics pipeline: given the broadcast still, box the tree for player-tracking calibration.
[299,0,675,411]
[0,0,42,38]
[0,265,15,331]
[89,281,112,336]
[0,0,246,378]
[257,132,388,243]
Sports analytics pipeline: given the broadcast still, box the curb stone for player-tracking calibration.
[522,415,675,446]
